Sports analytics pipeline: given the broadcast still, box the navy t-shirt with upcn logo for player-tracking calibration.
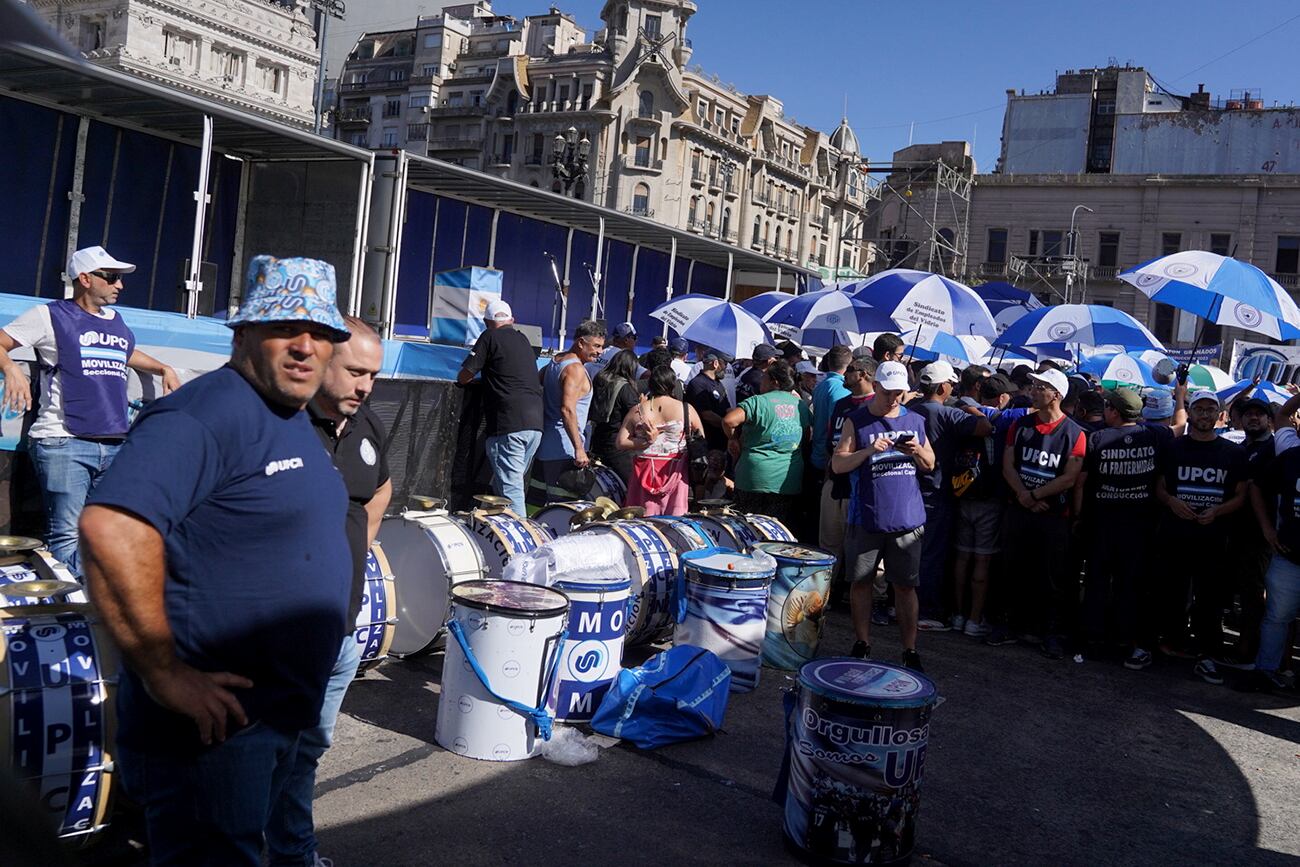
[845,405,929,534]
[1158,433,1247,537]
[1261,427,1300,563]
[88,365,351,752]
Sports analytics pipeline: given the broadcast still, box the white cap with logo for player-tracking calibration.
[67,246,136,280]
[485,298,513,322]
[1189,389,1221,407]
[874,360,910,392]
[1028,368,1069,398]
[919,360,959,386]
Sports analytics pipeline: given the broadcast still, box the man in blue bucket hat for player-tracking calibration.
[80,255,355,866]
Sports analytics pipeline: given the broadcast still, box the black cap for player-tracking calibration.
[1238,396,1272,414]
[752,343,779,361]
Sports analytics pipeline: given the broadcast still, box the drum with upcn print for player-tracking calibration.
[546,573,630,723]
[742,512,798,545]
[755,542,835,670]
[534,500,599,539]
[580,520,679,646]
[354,544,397,672]
[645,515,713,556]
[464,510,553,580]
[689,511,758,552]
[782,659,937,866]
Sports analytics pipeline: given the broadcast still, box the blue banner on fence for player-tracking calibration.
[1164,345,1222,363]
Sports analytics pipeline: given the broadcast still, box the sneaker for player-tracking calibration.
[950,615,967,631]
[985,626,1017,647]
[871,603,890,626]
[1124,648,1153,671]
[850,640,870,660]
[901,648,925,674]
[963,619,991,638]
[1041,636,1065,660]
[1194,658,1224,685]
[917,619,949,632]
[313,856,335,867]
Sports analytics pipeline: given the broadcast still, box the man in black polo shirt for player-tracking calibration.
[685,352,731,451]
[1074,387,1171,669]
[458,299,543,516]
[266,315,391,865]
[1229,394,1274,667]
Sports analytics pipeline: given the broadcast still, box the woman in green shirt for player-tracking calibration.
[722,359,812,531]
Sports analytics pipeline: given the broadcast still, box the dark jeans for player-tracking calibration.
[1004,506,1071,638]
[918,497,953,621]
[1082,516,1153,647]
[119,722,301,866]
[1162,530,1228,659]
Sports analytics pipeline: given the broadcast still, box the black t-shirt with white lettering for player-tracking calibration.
[1260,428,1300,563]
[685,372,731,450]
[1083,423,1171,518]
[1159,434,1247,538]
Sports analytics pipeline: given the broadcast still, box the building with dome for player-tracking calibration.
[330,0,874,282]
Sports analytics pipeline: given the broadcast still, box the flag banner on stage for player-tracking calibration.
[1229,339,1300,385]
[1164,345,1223,363]
[431,267,504,347]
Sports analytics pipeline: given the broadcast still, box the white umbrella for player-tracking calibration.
[650,293,772,360]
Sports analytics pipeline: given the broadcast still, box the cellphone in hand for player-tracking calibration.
[895,432,915,445]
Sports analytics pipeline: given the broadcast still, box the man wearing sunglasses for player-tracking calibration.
[0,245,179,574]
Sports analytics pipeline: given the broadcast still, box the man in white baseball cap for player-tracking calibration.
[0,245,179,573]
[998,363,1086,660]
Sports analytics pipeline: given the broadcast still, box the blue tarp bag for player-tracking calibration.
[590,645,731,749]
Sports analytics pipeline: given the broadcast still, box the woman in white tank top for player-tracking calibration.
[617,364,703,516]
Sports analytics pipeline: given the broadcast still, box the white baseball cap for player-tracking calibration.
[485,298,513,322]
[1189,389,1221,408]
[874,360,910,392]
[67,245,135,280]
[919,360,959,386]
[1028,368,1069,398]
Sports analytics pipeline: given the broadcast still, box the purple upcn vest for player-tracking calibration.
[48,299,136,438]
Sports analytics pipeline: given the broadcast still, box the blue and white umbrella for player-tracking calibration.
[739,290,796,319]
[1077,351,1161,388]
[996,304,1165,352]
[973,281,1044,334]
[650,293,772,360]
[765,289,899,338]
[1217,379,1291,406]
[905,328,990,366]
[1119,251,1300,340]
[850,269,998,339]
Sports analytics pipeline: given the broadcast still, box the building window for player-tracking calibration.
[471,90,484,106]
[257,62,286,97]
[80,16,105,52]
[422,64,439,78]
[355,41,374,60]
[394,39,413,58]
[389,67,408,83]
[163,30,196,67]
[424,34,442,49]
[500,134,514,163]
[635,136,652,167]
[384,98,401,118]
[1277,236,1300,275]
[1154,305,1175,343]
[752,217,762,246]
[211,46,244,81]
[986,228,1008,264]
[448,92,464,107]
[689,197,699,224]
[638,90,655,118]
[558,85,569,107]
[1097,232,1120,268]
[1209,233,1232,257]
[410,94,430,108]
[1161,232,1182,257]
[644,14,662,40]
[581,83,593,111]
[1028,229,1063,258]
[632,183,651,216]
[706,201,715,228]
[382,128,399,147]
[531,133,544,161]
[720,208,730,238]
[715,109,725,128]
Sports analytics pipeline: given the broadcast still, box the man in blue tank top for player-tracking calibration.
[80,255,354,866]
[528,319,606,510]
[0,246,179,574]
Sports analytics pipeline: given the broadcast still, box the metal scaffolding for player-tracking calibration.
[856,158,973,279]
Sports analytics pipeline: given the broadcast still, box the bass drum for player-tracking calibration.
[690,512,759,552]
[0,552,87,606]
[378,511,486,658]
[463,509,553,580]
[585,464,627,506]
[354,544,397,672]
[533,500,598,539]
[645,515,714,557]
[580,520,679,646]
[0,604,118,845]
[742,513,798,545]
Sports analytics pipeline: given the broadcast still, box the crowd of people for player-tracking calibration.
[461,309,1298,689]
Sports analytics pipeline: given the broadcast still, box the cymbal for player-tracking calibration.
[610,506,646,520]
[0,536,42,555]
[569,505,607,527]
[2,579,81,598]
[408,494,447,511]
[697,499,734,514]
[472,494,513,515]
[593,496,620,514]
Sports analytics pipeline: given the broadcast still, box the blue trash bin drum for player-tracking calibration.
[782,658,938,866]
[674,548,776,692]
[754,542,835,670]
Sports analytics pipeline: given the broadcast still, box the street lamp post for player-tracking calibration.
[551,126,590,199]
[1065,204,1094,304]
[310,0,347,137]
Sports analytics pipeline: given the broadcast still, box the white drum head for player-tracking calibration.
[379,513,485,657]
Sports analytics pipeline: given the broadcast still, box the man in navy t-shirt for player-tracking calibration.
[1249,388,1300,690]
[832,361,935,673]
[80,255,353,866]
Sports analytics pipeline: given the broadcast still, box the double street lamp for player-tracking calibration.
[552,126,590,199]
[1064,204,1094,304]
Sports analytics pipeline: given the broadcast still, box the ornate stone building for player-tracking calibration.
[29,0,320,127]
[331,0,874,280]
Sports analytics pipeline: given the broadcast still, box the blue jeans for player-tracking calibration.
[1255,554,1300,673]
[486,429,541,516]
[265,634,360,865]
[29,435,121,575]
[118,722,301,866]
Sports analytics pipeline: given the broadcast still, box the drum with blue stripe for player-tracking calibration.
[689,512,758,552]
[645,515,713,556]
[581,520,679,645]
[547,574,631,723]
[782,659,937,865]
[534,500,598,539]
[0,604,119,844]
[743,513,797,545]
[465,509,553,580]
[586,464,627,506]
[754,542,835,670]
[354,544,397,672]
[0,551,87,607]
[675,548,776,692]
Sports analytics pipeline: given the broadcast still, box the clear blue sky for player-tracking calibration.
[494,0,1300,172]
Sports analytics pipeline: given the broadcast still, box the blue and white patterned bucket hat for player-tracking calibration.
[228,255,351,341]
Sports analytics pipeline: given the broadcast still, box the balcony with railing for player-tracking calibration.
[427,137,482,151]
[625,205,655,219]
[1090,265,1121,280]
[690,167,706,186]
[406,123,430,142]
[621,153,664,173]
[429,103,485,117]
[978,262,1009,277]
[336,106,372,125]
[687,217,707,234]
[1273,272,1300,289]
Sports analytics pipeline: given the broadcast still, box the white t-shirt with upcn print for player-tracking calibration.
[3,304,123,439]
